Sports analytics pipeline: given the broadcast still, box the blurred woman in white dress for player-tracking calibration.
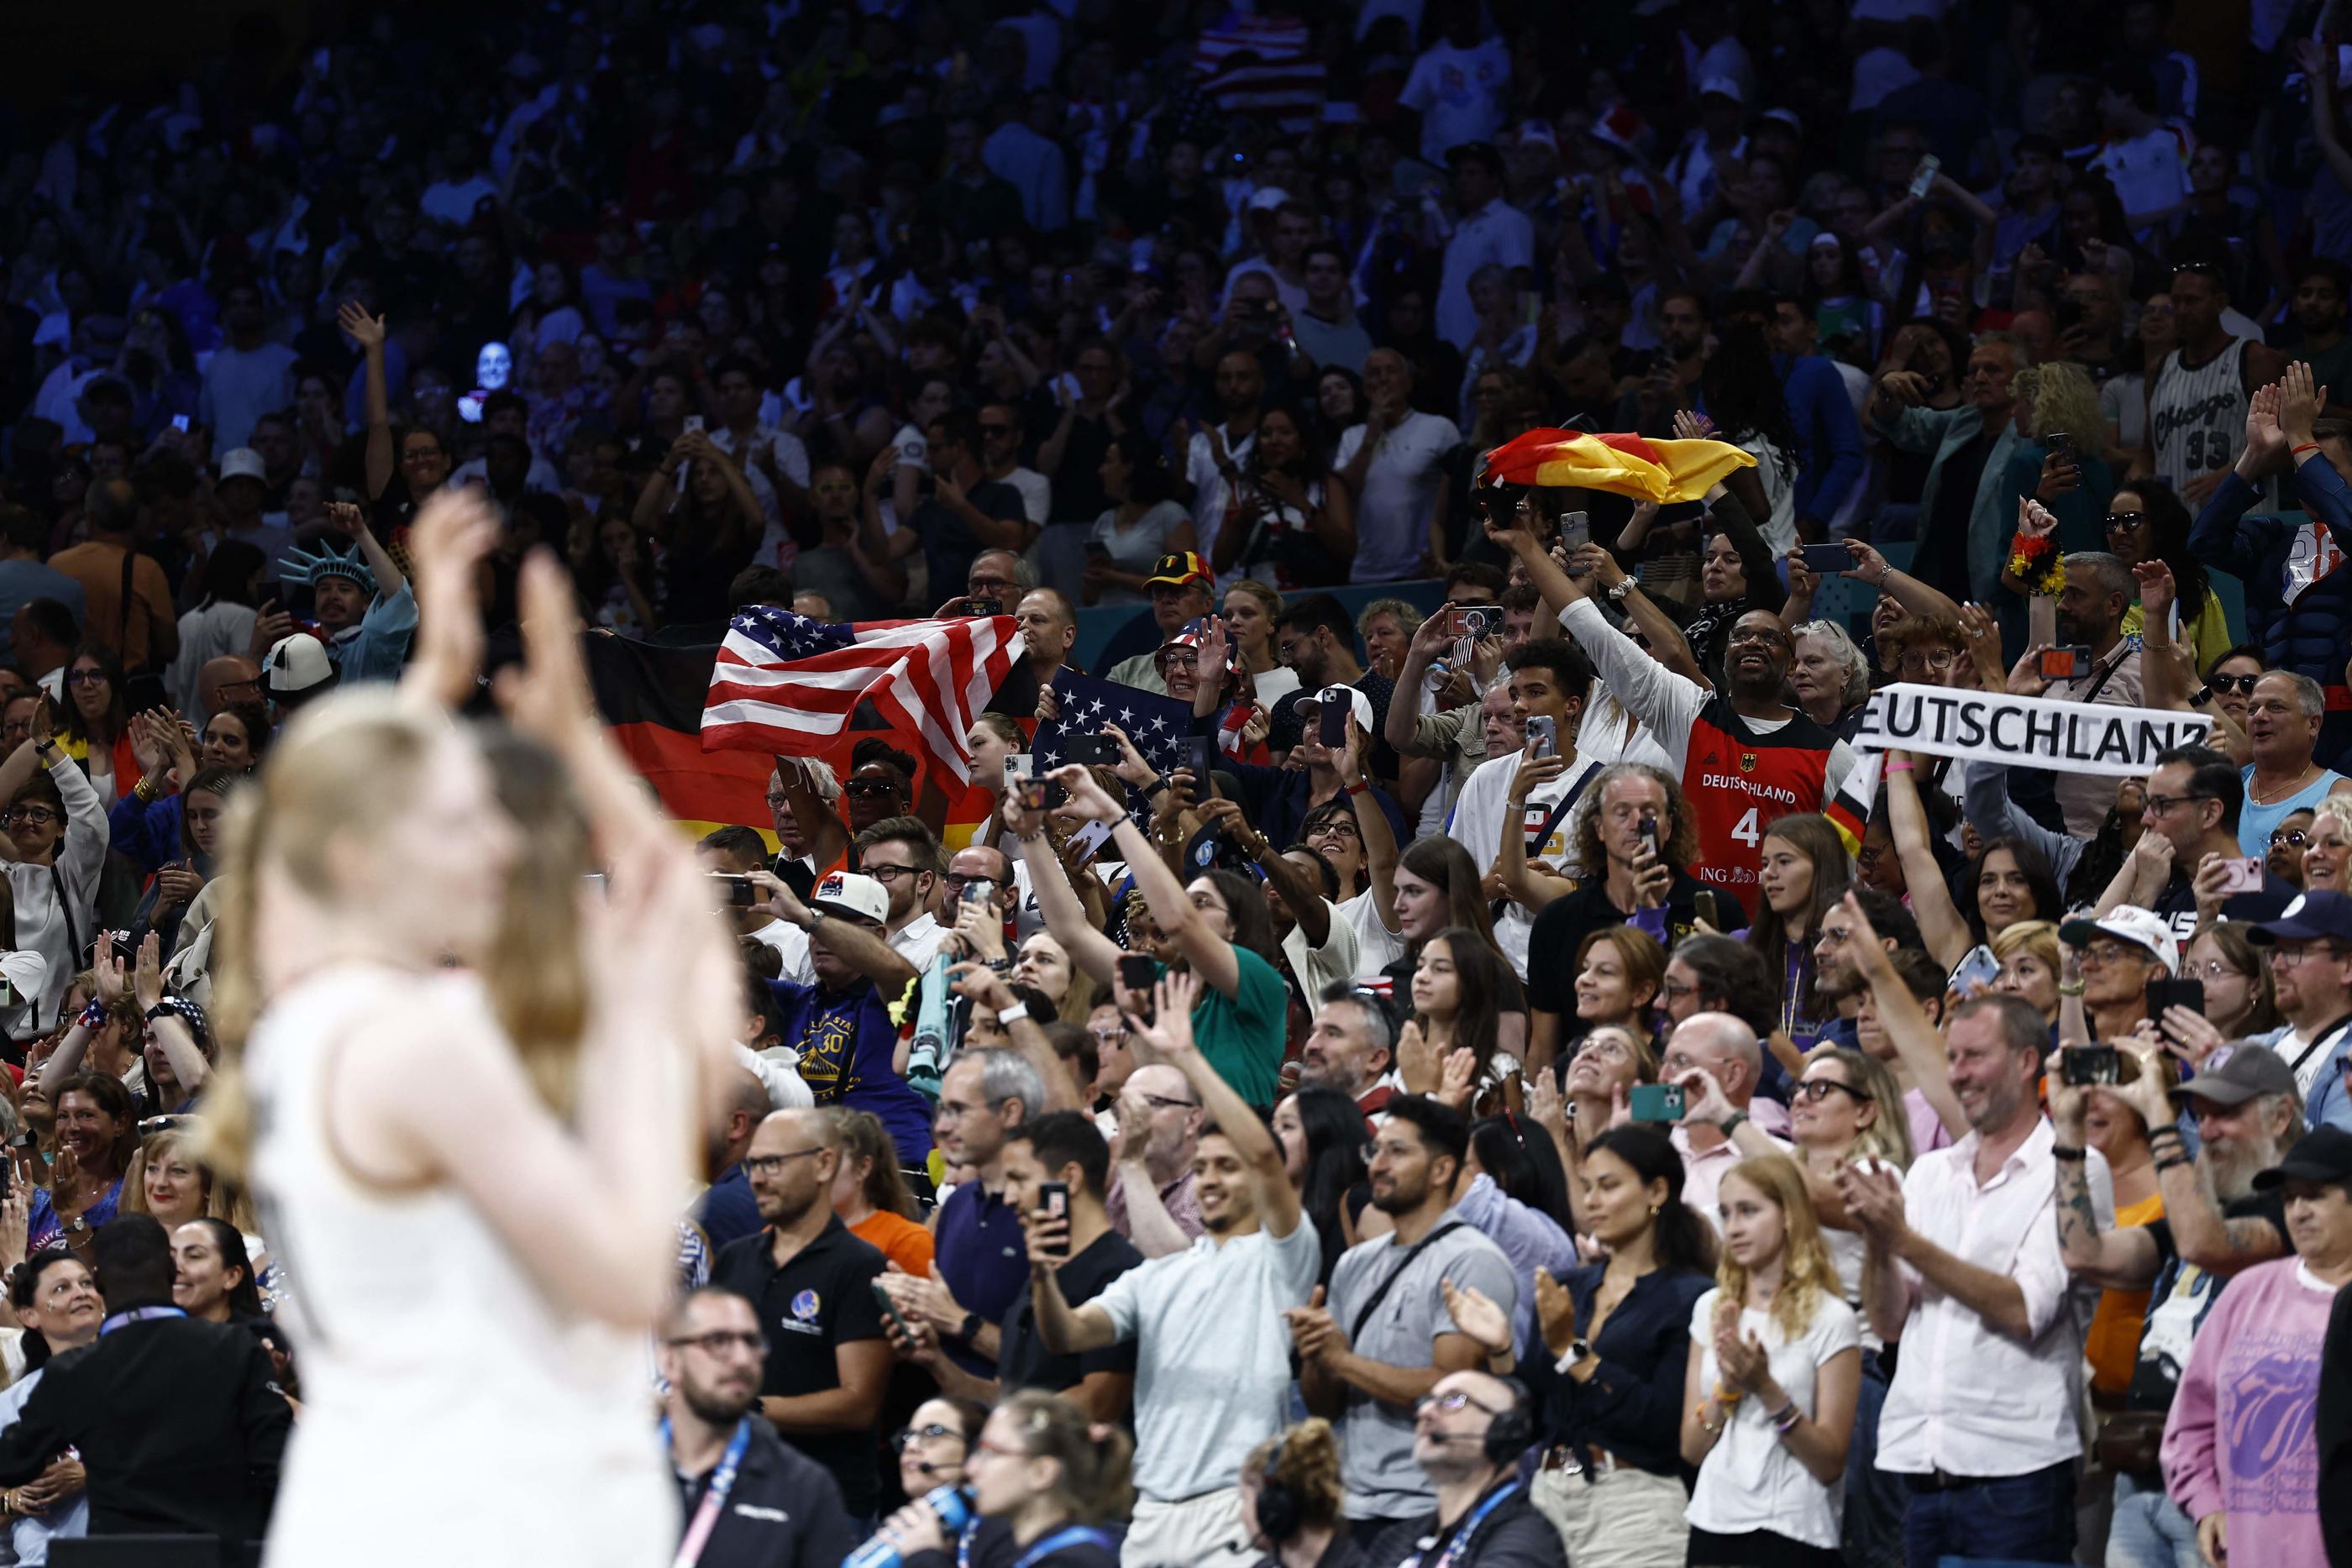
[207,490,738,1566]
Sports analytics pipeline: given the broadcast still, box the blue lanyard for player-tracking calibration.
[1011,1524,1114,1568]
[1406,1481,1519,1568]
[664,1417,753,1568]
[100,1306,185,1336]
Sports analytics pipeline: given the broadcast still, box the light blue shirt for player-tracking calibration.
[0,1367,87,1564]
[328,582,417,684]
[1450,1172,1578,1361]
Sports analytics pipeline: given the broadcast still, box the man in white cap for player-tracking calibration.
[212,448,297,575]
[745,868,933,1163]
[1442,639,1600,978]
[2058,906,2178,1045]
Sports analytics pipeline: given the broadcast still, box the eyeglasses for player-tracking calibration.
[1797,1078,1871,1104]
[1815,926,1853,948]
[1089,1024,1127,1044]
[4,806,56,826]
[1898,649,1956,671]
[892,1424,967,1451]
[2103,511,2148,532]
[666,1329,768,1356]
[2080,940,2154,967]
[64,671,107,688]
[742,1149,827,1177]
[765,793,792,809]
[1662,978,1698,999]
[2272,829,2310,848]
[1138,1092,1200,1111]
[943,873,999,893]
[862,863,924,883]
[1415,1390,1506,1418]
[2192,958,2250,980]
[1725,627,1788,648]
[2142,794,2213,816]
[2208,674,2261,695]
[2270,942,2346,968]
[845,781,901,800]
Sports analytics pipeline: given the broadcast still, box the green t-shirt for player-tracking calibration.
[1159,947,1289,1108]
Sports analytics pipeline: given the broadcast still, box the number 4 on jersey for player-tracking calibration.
[1730,807,1761,847]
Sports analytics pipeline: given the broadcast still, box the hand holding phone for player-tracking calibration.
[2038,646,2094,681]
[2213,857,2265,895]
[1035,1181,1072,1258]
[1798,543,1851,578]
[1525,715,1557,759]
[1629,1083,1686,1122]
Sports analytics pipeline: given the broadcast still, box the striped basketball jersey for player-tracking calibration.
[2149,338,2249,496]
[1681,699,1840,892]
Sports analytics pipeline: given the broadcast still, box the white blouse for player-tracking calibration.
[1686,1287,1861,1551]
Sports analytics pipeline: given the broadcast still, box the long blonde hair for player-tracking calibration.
[2019,361,2103,451]
[204,695,586,1178]
[1813,1046,1915,1169]
[1715,1154,1841,1340]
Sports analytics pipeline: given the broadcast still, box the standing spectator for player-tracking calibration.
[0,506,82,664]
[707,1109,892,1526]
[1398,0,1510,167]
[0,1215,289,1542]
[1521,1125,1714,1564]
[1298,985,1401,1122]
[656,1285,860,1568]
[824,1107,935,1278]
[196,281,297,457]
[1031,973,1320,1567]
[1106,1063,1206,1257]
[984,1111,1142,1415]
[2161,1126,2352,1568]
[1291,1095,1518,1540]
[1836,994,2114,1565]
[1866,333,2026,605]
[2149,263,2283,507]
[1677,1155,1861,1566]
[885,1051,1048,1378]
[1334,351,1461,583]
[46,481,176,674]
[1434,145,1535,354]
[2244,891,2352,1129]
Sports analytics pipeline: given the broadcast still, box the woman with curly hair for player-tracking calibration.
[1237,1417,1358,1568]
[1998,361,2118,559]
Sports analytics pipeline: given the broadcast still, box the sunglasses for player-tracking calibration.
[2103,511,2147,532]
[2208,674,2261,695]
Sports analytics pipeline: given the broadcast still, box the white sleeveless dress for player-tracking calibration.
[247,964,676,1566]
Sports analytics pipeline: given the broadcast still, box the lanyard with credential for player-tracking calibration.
[99,1306,185,1336]
[1402,1481,1519,1568]
[666,1417,753,1568]
[1008,1524,1115,1568]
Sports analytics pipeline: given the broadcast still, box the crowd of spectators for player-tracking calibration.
[8,0,2352,1565]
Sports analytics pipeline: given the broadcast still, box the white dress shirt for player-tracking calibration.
[1875,1117,2113,1477]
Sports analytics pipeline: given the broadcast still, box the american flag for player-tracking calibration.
[701,607,1023,785]
[1192,14,1326,136]
[1037,669,1195,827]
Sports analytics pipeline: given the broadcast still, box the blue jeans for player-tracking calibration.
[1897,1459,2075,1565]
[2105,1470,2201,1568]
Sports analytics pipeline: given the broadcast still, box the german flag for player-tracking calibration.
[1482,427,1756,503]
[585,632,779,846]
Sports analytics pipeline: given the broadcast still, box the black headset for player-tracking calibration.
[1483,1377,1538,1467]
[1255,1433,1303,1544]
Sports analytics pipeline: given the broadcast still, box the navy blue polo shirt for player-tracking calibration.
[932,1180,1031,1377]
[765,976,933,1162]
[694,1164,763,1251]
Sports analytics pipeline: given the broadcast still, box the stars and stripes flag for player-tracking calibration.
[1037,669,1195,826]
[1192,13,1326,135]
[701,607,1023,785]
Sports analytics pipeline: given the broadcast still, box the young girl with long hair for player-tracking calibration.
[1402,927,1515,1108]
[1747,815,1851,1042]
[1679,1155,1861,1567]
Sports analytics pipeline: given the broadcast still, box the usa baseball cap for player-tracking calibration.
[811,871,888,926]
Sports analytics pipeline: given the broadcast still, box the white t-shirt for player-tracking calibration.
[1186,426,1257,570]
[1335,412,1461,583]
[1280,899,1361,1010]
[1444,748,1599,978]
[1686,1289,1862,1551]
[1397,39,1510,165]
[1338,888,1405,979]
[2092,127,2192,224]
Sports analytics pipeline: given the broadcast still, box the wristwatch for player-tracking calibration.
[2190,684,2213,707]
[1565,1337,1593,1366]
[958,1311,982,1342]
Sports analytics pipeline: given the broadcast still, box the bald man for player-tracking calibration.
[696,1067,778,1250]
[1108,1062,1205,1257]
[1016,586,1078,685]
[706,1109,892,1520]
[196,655,264,720]
[1658,1011,1793,1225]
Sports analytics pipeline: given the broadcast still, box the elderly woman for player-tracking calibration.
[1788,620,1873,740]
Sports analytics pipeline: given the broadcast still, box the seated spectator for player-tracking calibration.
[1236,1419,1358,1568]
[873,1390,1130,1568]
[0,1251,100,1558]
[822,1106,935,1277]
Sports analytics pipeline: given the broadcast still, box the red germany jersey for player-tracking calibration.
[1681,698,1839,893]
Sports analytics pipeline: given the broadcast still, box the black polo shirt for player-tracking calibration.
[710,1215,888,1517]
[995,1228,1145,1396]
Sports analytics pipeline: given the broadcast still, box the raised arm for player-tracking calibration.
[1880,754,1971,969]
[339,302,393,501]
[1580,544,1705,686]
[1132,969,1302,1236]
[2050,1074,2161,1290]
[1012,789,1127,986]
[1842,891,1965,1138]
[1051,764,1244,999]
[130,933,207,1104]
[750,870,918,994]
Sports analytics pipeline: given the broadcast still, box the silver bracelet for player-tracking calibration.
[1605,578,1635,601]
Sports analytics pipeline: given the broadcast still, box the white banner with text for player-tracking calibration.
[1851,684,2215,775]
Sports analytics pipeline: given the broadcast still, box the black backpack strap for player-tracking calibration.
[1349,1220,1468,1341]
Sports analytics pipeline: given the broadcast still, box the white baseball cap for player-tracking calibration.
[265,632,336,699]
[2057,905,2179,977]
[812,871,889,926]
[218,448,268,486]
[1289,684,1376,732]
[0,950,47,1003]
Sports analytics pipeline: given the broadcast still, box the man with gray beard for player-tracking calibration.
[2050,1042,2301,1568]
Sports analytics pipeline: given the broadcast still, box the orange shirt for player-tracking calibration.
[853,1208,937,1277]
[2086,1188,2166,1396]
